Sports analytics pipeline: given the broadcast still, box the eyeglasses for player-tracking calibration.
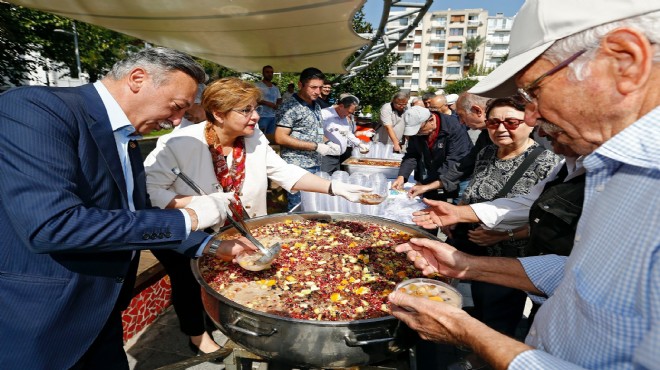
[517,49,587,103]
[232,106,257,117]
[485,118,525,130]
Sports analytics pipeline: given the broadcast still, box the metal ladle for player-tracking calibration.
[171,167,281,268]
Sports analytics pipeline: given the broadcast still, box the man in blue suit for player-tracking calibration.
[0,48,252,370]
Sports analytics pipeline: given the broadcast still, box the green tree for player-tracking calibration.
[464,35,486,67]
[1,3,141,85]
[467,64,494,77]
[332,8,399,120]
[442,77,479,95]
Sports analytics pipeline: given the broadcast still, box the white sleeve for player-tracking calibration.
[144,135,180,209]
[264,138,308,192]
[470,160,565,230]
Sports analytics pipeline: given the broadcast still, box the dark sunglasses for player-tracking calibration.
[485,118,524,130]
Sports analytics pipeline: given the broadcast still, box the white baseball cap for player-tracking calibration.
[403,106,432,136]
[445,94,459,105]
[470,0,660,97]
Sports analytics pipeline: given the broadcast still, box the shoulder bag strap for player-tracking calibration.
[494,145,545,199]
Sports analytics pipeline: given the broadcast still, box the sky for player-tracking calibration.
[362,0,525,26]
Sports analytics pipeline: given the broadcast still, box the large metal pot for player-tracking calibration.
[192,212,440,368]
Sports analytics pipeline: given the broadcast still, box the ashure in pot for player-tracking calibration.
[192,212,452,368]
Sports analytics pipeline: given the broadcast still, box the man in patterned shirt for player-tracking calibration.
[274,67,340,211]
[388,0,660,369]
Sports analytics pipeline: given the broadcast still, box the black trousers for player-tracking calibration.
[151,249,206,336]
[470,281,527,337]
[70,310,129,370]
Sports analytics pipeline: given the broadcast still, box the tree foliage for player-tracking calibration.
[465,35,486,54]
[332,8,399,118]
[442,77,479,95]
[1,2,140,85]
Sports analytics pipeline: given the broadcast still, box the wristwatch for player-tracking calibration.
[208,239,222,255]
[506,229,515,242]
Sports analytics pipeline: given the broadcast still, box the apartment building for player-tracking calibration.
[484,13,515,69]
[386,8,515,94]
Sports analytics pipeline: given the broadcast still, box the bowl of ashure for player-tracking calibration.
[395,278,462,308]
[235,250,273,271]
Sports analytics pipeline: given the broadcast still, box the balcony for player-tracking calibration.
[446,47,463,54]
[429,47,445,53]
[467,20,482,27]
[429,34,446,41]
[487,50,508,57]
[427,60,444,66]
[431,21,447,28]
[489,37,510,44]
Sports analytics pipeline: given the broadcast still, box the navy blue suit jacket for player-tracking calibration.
[0,84,208,369]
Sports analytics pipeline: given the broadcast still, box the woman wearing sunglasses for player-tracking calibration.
[142,77,369,357]
[447,97,560,338]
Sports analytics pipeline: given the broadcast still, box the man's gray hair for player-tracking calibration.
[391,91,410,101]
[457,92,489,111]
[106,47,206,86]
[544,10,660,81]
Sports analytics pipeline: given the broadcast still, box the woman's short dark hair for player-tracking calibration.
[485,96,526,118]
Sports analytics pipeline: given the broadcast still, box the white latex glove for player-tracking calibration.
[186,193,234,231]
[358,143,370,154]
[363,129,376,138]
[316,142,341,156]
[331,179,372,203]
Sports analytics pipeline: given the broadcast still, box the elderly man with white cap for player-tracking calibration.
[392,106,472,202]
[388,0,660,369]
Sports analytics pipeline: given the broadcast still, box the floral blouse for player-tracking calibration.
[461,142,560,257]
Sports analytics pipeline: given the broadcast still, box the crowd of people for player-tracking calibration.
[0,0,658,369]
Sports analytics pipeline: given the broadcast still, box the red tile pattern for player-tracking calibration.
[121,276,172,341]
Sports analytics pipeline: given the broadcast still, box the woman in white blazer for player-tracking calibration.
[143,77,368,357]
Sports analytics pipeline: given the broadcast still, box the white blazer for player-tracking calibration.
[144,123,308,218]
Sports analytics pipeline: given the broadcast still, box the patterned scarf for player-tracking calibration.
[426,112,442,149]
[204,122,247,223]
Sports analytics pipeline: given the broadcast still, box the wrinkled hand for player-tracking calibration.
[186,193,235,231]
[407,184,431,198]
[391,176,405,190]
[468,226,505,246]
[388,289,471,344]
[394,237,468,279]
[209,236,257,262]
[316,142,341,156]
[412,198,461,229]
[331,180,372,203]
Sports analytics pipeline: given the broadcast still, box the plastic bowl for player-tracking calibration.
[395,278,462,308]
[236,251,273,272]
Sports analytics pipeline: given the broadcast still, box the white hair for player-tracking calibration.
[544,10,660,81]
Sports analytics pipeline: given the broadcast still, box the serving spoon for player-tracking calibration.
[171,167,281,269]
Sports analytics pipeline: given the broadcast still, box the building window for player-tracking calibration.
[447,55,461,62]
[448,42,462,50]
[447,67,461,75]
[396,79,405,87]
[399,18,408,26]
[450,15,465,23]
[449,28,464,36]
[413,67,419,74]
[413,54,420,61]
[411,79,419,85]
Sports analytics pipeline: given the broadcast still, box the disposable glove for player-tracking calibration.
[315,142,341,156]
[186,192,234,231]
[363,129,376,138]
[358,143,370,154]
[330,179,372,203]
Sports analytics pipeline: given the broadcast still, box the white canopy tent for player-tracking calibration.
[10,0,369,73]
